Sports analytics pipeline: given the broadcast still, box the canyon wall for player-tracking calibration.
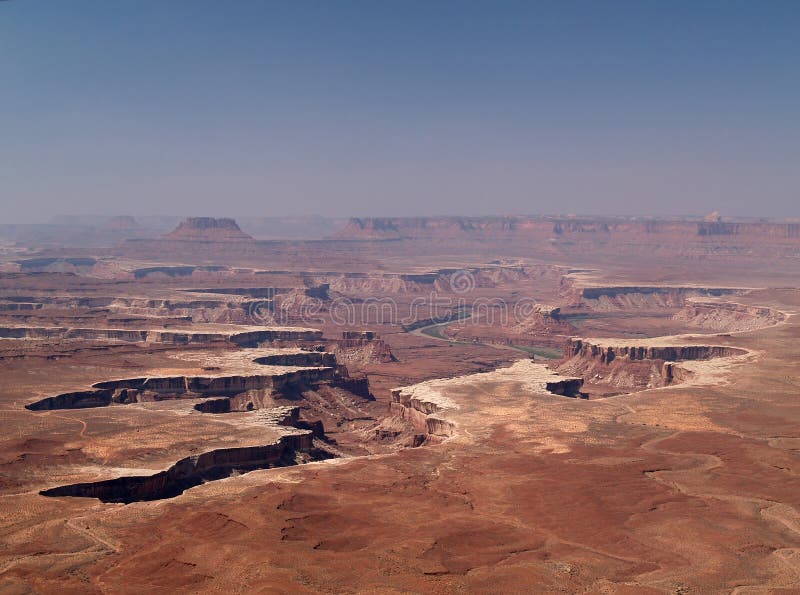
[564,339,744,363]
[389,388,456,440]
[26,366,339,411]
[40,432,318,503]
[558,338,747,392]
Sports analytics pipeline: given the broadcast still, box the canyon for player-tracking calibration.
[1,215,799,593]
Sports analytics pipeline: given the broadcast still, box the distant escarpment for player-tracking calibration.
[556,283,785,333]
[164,217,254,242]
[337,216,800,241]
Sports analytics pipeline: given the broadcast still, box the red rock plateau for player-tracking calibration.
[1,215,800,592]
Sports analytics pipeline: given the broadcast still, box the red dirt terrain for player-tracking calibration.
[1,215,800,593]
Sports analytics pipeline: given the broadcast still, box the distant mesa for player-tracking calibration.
[164,217,254,241]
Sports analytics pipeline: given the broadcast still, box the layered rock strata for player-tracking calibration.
[558,338,748,392]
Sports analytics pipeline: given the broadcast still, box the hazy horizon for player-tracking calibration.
[11,210,800,228]
[2,1,798,223]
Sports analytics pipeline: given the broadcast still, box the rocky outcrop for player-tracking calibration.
[390,388,456,439]
[163,217,254,242]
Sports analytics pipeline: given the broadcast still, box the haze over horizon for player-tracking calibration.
[2,0,798,224]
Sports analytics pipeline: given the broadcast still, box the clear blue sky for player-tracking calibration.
[1,0,798,222]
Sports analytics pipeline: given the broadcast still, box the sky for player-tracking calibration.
[1,0,798,223]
